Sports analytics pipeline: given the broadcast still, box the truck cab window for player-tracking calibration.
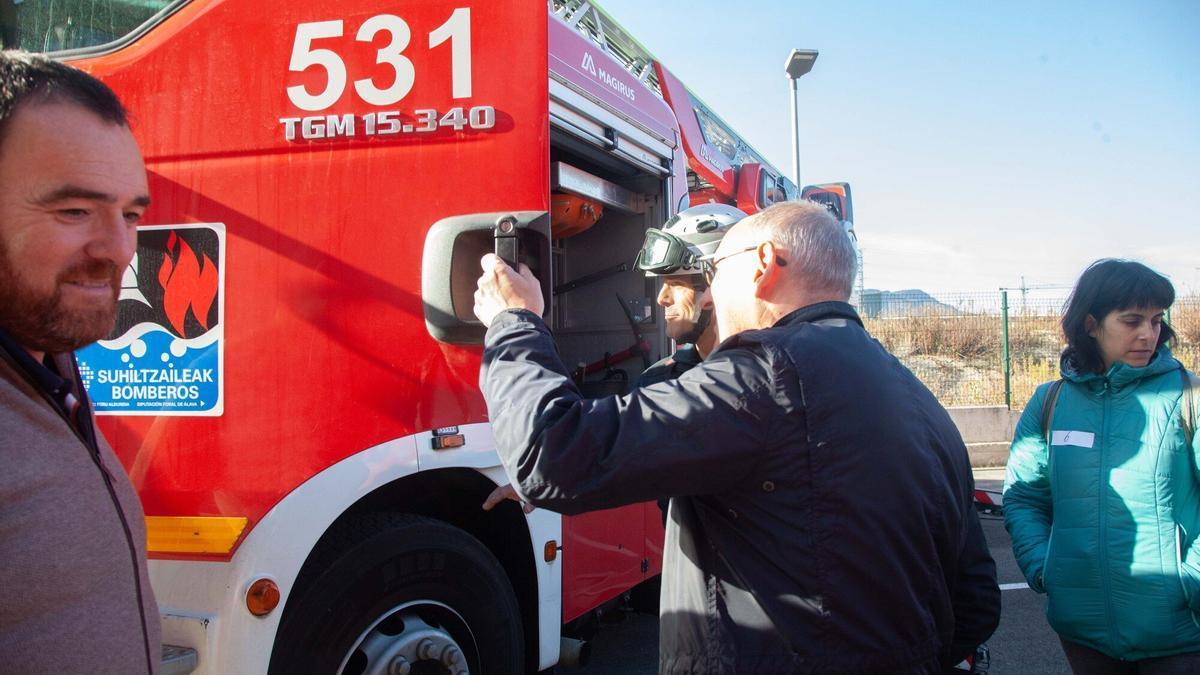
[3,0,181,53]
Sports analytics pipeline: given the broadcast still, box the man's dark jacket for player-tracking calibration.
[638,342,705,523]
[482,302,1000,674]
[637,343,704,387]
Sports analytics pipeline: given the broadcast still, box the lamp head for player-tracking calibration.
[785,49,819,80]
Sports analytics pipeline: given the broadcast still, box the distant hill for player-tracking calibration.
[859,289,960,318]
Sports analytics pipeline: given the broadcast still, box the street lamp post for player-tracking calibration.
[784,48,818,188]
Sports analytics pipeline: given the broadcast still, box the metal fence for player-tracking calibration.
[860,290,1200,410]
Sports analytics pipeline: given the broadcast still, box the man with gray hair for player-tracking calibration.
[0,51,159,673]
[474,200,999,673]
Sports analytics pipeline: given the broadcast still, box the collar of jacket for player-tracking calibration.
[1060,343,1180,392]
[672,343,704,367]
[773,301,864,329]
[0,326,74,404]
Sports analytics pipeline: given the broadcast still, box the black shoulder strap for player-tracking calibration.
[1182,368,1197,450]
[1041,379,1065,446]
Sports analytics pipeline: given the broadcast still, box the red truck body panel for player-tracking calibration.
[77,0,548,554]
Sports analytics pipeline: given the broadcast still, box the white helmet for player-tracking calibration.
[635,203,748,277]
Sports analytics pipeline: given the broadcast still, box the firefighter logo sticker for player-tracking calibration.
[76,223,226,415]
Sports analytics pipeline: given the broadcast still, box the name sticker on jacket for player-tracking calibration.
[1051,430,1095,448]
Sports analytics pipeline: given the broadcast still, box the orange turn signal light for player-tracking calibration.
[544,539,560,563]
[146,516,248,555]
[431,434,466,450]
[246,578,281,617]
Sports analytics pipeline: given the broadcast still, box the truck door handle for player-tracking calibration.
[494,215,520,268]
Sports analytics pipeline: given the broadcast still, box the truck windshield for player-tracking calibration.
[2,0,180,53]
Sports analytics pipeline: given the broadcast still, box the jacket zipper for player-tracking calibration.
[1043,427,1056,591]
[1098,381,1117,650]
[88,445,155,674]
[65,357,156,675]
[6,350,156,675]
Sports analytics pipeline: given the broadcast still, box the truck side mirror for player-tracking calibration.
[422,211,551,344]
[735,163,764,215]
[736,163,791,215]
[801,182,854,225]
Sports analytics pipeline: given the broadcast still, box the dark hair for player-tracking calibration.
[0,50,128,151]
[1061,259,1176,373]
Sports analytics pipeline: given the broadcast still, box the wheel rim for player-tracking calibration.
[337,600,478,675]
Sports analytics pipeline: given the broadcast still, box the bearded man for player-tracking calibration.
[0,51,160,674]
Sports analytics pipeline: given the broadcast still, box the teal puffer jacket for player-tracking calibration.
[1005,347,1200,660]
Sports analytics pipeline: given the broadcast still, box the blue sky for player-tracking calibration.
[596,0,1200,293]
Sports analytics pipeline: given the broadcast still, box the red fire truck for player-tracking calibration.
[11,0,854,672]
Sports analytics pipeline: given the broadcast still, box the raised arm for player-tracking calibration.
[481,309,778,515]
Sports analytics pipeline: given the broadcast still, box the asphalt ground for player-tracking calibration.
[577,468,1073,674]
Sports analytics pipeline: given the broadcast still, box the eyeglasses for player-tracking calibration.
[700,245,758,284]
[699,243,789,284]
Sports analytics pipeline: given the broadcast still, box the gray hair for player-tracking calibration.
[745,201,857,299]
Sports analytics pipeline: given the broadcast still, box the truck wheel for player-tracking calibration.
[270,513,524,675]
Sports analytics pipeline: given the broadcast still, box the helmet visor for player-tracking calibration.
[635,229,700,275]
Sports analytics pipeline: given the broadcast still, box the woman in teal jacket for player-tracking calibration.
[1005,259,1200,673]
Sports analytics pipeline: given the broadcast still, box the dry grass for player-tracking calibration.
[1173,298,1200,371]
[1010,357,1060,409]
[861,294,1200,410]
[866,310,1004,407]
[865,310,998,361]
[868,307,1065,408]
[1007,313,1061,357]
[907,312,997,359]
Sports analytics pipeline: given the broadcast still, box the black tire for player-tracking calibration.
[269,513,524,675]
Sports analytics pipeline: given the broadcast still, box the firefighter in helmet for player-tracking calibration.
[634,203,747,386]
[632,203,747,526]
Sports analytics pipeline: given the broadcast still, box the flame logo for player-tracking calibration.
[158,230,219,336]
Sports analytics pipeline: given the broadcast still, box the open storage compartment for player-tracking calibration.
[422,84,678,398]
[547,135,670,398]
